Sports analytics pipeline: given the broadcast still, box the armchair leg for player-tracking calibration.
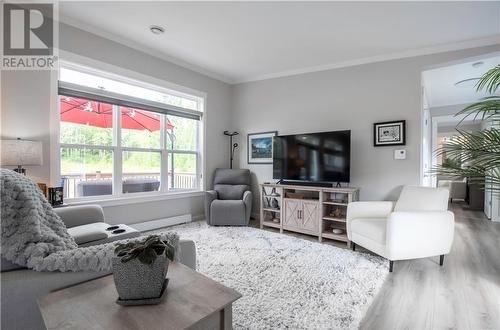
[389,260,394,272]
[352,242,356,251]
[439,254,445,266]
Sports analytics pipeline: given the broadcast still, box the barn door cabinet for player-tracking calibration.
[260,183,359,247]
[283,199,320,235]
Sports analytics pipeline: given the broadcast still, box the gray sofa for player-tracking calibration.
[205,168,252,226]
[1,205,196,330]
[76,178,160,197]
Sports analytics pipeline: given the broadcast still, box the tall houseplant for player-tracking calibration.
[432,65,500,193]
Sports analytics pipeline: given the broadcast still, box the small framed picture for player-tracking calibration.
[374,120,406,146]
[247,131,277,164]
[48,187,64,206]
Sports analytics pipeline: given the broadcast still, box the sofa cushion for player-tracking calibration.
[54,205,105,228]
[76,180,113,197]
[350,218,387,245]
[123,178,160,193]
[210,199,246,225]
[213,168,251,185]
[214,184,249,200]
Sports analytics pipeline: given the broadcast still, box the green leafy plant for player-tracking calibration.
[432,65,500,193]
[441,156,461,169]
[114,235,175,265]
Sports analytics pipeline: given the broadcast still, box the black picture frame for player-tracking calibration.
[247,131,278,164]
[48,187,64,206]
[374,120,406,146]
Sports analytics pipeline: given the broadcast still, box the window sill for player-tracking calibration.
[65,190,204,208]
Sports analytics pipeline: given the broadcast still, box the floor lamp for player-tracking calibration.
[223,131,239,169]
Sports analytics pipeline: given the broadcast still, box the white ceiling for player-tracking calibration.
[423,55,500,108]
[59,1,500,84]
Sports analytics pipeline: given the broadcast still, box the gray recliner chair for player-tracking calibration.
[205,168,253,226]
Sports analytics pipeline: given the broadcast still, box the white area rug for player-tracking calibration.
[156,222,388,329]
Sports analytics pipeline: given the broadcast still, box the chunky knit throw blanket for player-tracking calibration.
[1,169,179,272]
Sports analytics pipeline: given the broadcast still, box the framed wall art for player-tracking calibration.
[247,131,277,164]
[374,120,406,146]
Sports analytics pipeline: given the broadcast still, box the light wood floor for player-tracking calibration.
[251,203,500,329]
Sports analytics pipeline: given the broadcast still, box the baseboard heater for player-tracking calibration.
[130,214,192,232]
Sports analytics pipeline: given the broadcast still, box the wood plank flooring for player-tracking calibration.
[251,203,500,329]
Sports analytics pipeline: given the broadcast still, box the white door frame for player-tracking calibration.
[482,120,500,222]
[421,108,431,186]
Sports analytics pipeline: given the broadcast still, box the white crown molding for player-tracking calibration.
[58,15,235,84]
[234,35,500,84]
[58,14,498,86]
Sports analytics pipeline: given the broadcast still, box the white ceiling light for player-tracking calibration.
[149,25,165,35]
[454,78,480,88]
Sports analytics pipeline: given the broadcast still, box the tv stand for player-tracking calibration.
[259,183,359,247]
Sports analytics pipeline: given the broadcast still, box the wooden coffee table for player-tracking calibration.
[38,262,241,330]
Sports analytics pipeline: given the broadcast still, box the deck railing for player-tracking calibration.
[62,172,197,198]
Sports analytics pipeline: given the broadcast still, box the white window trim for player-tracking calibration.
[59,81,203,120]
[59,52,206,106]
[52,51,207,202]
[66,190,205,208]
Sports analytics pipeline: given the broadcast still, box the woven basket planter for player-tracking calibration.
[112,255,168,300]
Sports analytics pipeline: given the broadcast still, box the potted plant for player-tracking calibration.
[433,65,500,194]
[112,235,175,301]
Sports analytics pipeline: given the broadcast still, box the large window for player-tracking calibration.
[59,64,203,199]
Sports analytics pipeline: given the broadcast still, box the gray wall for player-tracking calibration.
[1,70,52,184]
[103,196,204,225]
[1,23,232,223]
[231,45,499,210]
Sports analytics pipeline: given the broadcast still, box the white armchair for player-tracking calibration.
[347,186,454,272]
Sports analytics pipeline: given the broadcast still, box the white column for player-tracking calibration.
[112,105,123,195]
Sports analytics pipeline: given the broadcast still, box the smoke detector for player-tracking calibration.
[472,61,484,68]
[150,25,165,35]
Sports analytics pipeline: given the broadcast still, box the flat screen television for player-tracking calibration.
[273,130,351,184]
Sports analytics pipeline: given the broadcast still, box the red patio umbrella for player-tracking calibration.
[60,96,174,131]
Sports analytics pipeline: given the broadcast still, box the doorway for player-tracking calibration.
[421,53,500,221]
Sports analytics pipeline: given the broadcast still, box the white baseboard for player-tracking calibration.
[130,214,192,232]
[192,214,205,222]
